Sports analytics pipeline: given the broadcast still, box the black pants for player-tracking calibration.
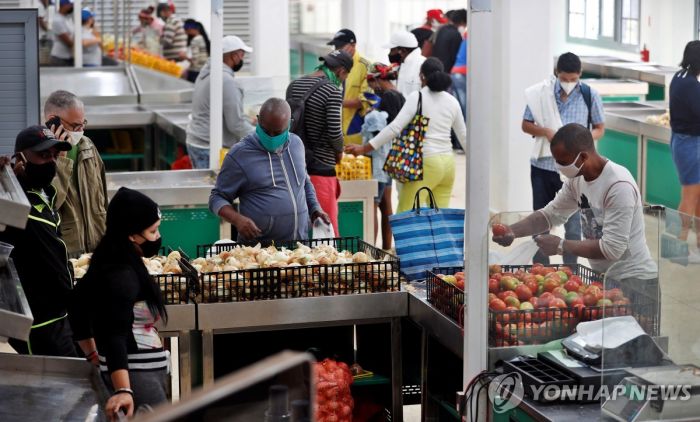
[531,165,581,265]
[9,317,77,357]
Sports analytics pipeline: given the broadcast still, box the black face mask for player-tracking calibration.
[232,59,244,72]
[388,53,402,64]
[137,236,162,258]
[22,161,56,190]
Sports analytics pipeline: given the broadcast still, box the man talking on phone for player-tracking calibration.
[44,90,108,256]
[0,125,78,357]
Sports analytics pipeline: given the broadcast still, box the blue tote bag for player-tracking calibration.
[389,187,465,281]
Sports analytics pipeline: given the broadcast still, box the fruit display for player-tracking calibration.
[335,154,372,181]
[194,240,401,303]
[427,269,465,325]
[102,37,183,77]
[314,359,354,422]
[645,110,670,128]
[69,250,191,304]
[488,264,633,347]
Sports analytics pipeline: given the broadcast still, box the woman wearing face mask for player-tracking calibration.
[346,57,466,213]
[183,19,210,82]
[69,187,169,421]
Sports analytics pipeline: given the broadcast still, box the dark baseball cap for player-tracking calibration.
[15,125,71,153]
[327,28,356,47]
[319,50,354,72]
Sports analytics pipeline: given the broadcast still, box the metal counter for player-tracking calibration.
[40,67,139,106]
[130,66,193,105]
[106,169,216,206]
[156,304,197,399]
[579,56,678,88]
[0,353,109,421]
[198,292,407,420]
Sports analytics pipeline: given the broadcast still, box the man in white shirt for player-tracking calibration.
[384,31,426,97]
[493,123,659,334]
[50,0,75,66]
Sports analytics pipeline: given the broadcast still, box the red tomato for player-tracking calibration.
[583,293,598,306]
[605,288,625,302]
[586,285,603,301]
[504,296,521,308]
[489,298,507,311]
[552,287,568,300]
[488,293,498,303]
[543,278,561,292]
[564,280,581,292]
[528,296,539,308]
[515,284,533,301]
[492,223,508,236]
[488,278,500,294]
[538,292,554,308]
[498,290,518,301]
[550,298,567,309]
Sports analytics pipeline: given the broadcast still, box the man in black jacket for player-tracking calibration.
[0,125,76,357]
[431,9,467,72]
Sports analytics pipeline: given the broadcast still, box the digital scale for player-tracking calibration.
[602,365,700,421]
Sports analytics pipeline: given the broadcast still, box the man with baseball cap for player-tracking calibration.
[385,31,426,97]
[50,0,76,66]
[186,35,255,168]
[285,50,353,235]
[327,28,372,145]
[0,125,77,357]
[411,9,448,53]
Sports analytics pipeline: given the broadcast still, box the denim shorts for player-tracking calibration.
[375,181,391,204]
[670,132,700,185]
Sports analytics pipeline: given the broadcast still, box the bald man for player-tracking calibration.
[209,98,330,242]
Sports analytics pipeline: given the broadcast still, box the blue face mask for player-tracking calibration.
[256,123,290,152]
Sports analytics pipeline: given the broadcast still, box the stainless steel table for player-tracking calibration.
[197,292,408,420]
[156,304,197,399]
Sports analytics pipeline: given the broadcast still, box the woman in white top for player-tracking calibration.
[346,57,467,213]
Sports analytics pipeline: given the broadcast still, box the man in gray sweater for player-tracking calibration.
[186,35,254,169]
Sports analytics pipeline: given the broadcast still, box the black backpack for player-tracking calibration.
[580,82,593,129]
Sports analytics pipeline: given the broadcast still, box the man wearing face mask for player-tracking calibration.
[522,52,606,265]
[0,125,77,357]
[385,31,426,97]
[493,124,658,329]
[210,98,330,242]
[285,50,353,235]
[186,35,254,169]
[44,90,108,257]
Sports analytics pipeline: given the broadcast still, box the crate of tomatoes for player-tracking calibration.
[426,267,465,325]
[489,263,637,347]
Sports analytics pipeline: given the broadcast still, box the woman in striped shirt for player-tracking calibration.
[70,187,169,420]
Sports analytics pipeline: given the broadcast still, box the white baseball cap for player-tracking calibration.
[382,31,418,49]
[222,35,253,54]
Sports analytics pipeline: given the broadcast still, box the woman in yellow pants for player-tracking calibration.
[346,57,467,212]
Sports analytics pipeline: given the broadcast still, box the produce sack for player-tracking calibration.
[314,358,354,422]
[389,187,464,281]
[383,92,429,182]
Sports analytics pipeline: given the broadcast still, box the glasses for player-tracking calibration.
[60,118,88,132]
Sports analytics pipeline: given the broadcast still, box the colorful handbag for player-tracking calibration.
[383,92,429,183]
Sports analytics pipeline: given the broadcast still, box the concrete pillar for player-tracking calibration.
[188,0,211,34]
[251,0,290,90]
[488,0,554,213]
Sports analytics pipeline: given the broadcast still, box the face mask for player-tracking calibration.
[137,236,162,258]
[555,152,584,179]
[256,124,289,152]
[22,161,57,189]
[560,81,577,95]
[68,131,83,146]
[232,58,244,72]
[388,53,402,64]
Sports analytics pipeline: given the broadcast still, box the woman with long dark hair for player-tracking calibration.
[70,187,168,420]
[346,57,466,213]
[184,19,210,82]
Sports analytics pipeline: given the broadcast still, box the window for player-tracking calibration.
[567,0,640,50]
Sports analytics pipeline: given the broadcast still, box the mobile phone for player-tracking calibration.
[45,116,61,129]
[12,152,27,167]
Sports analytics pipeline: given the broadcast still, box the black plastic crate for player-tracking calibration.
[426,267,464,326]
[503,357,576,403]
[195,237,401,303]
[152,252,199,305]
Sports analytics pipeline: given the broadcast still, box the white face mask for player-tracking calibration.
[68,130,83,146]
[555,152,584,179]
[560,81,577,95]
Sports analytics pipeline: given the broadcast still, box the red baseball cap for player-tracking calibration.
[427,9,447,24]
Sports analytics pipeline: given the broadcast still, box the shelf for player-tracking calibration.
[352,373,390,387]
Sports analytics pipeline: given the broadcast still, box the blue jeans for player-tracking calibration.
[531,165,581,265]
[187,143,210,169]
[451,73,467,121]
